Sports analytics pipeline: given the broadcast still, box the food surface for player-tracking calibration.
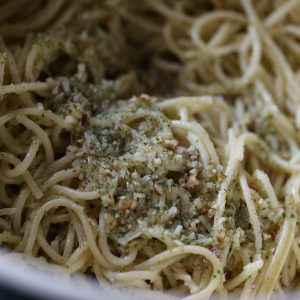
[1,0,300,299]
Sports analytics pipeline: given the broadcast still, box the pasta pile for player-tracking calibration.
[1,0,300,299]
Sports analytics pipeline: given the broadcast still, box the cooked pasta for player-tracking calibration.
[1,0,300,299]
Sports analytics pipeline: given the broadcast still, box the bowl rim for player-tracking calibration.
[0,249,176,300]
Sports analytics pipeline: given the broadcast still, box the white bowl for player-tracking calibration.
[0,249,176,300]
[1,248,299,300]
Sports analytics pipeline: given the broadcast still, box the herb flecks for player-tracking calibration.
[72,95,221,249]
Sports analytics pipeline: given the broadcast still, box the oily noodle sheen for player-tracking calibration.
[1,0,300,299]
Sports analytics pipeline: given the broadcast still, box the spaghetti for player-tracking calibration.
[0,0,300,299]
